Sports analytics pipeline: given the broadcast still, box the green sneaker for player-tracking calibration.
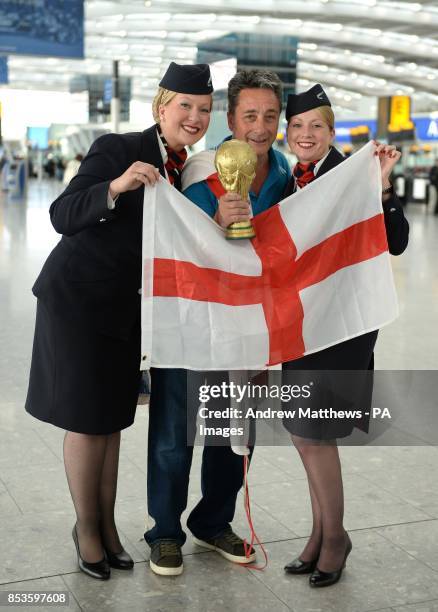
[149,540,183,576]
[193,528,256,564]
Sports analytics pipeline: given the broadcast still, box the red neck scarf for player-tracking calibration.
[293,160,319,189]
[157,126,187,191]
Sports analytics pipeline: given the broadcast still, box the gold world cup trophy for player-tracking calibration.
[214,139,257,239]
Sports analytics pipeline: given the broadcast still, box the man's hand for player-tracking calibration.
[109,162,161,199]
[216,192,251,228]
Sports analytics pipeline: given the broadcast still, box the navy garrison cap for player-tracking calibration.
[286,84,331,121]
[159,62,213,95]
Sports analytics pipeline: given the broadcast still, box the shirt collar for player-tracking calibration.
[267,146,286,176]
[216,136,285,200]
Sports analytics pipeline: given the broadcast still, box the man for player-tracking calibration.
[145,69,290,578]
[183,69,290,225]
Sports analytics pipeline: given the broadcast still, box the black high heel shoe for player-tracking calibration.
[309,536,352,588]
[72,526,110,580]
[284,557,318,574]
[104,547,134,570]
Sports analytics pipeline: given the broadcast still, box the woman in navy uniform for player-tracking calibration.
[282,85,409,587]
[25,62,213,580]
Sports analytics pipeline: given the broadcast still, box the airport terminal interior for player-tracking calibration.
[1,1,438,611]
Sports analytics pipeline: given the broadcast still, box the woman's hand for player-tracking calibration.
[215,192,251,228]
[109,162,161,199]
[373,141,401,188]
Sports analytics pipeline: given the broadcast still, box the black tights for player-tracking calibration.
[64,431,123,563]
[292,435,350,572]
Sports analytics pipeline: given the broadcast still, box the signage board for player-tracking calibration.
[335,116,438,143]
[0,0,84,59]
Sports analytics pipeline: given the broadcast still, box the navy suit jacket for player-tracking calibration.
[32,125,164,340]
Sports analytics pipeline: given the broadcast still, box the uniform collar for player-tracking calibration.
[314,148,332,176]
[156,126,168,165]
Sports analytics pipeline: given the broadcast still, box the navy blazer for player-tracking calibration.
[32,125,165,340]
[284,146,409,256]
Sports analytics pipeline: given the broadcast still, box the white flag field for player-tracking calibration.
[141,141,398,371]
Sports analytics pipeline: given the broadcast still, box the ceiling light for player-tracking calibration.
[148,30,168,38]
[109,30,127,37]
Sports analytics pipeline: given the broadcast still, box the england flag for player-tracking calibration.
[140,141,398,371]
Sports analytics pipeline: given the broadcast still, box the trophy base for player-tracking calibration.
[226,221,256,240]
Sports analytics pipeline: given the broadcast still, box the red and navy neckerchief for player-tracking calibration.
[157,126,187,191]
[293,160,319,189]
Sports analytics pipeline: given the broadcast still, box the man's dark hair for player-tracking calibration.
[227,69,283,115]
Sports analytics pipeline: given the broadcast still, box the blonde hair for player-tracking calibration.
[314,105,335,130]
[152,87,178,123]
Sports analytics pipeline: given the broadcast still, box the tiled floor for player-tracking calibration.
[0,179,437,612]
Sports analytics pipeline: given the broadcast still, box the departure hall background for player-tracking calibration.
[0,1,438,611]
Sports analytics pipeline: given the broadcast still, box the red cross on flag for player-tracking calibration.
[141,142,398,371]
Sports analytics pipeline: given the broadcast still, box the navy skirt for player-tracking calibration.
[25,300,141,434]
[282,331,378,440]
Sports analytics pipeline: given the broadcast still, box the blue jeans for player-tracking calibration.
[144,368,253,547]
